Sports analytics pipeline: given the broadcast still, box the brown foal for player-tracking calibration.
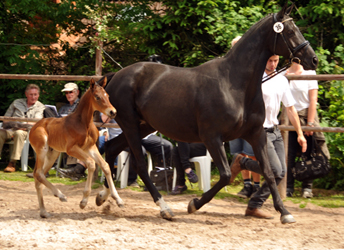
[29,78,124,218]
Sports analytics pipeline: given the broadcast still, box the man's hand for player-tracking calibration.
[297,134,307,152]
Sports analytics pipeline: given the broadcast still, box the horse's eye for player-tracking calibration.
[95,96,101,101]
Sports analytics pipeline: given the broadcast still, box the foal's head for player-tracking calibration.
[90,77,117,119]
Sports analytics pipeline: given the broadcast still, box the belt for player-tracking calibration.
[264,125,278,133]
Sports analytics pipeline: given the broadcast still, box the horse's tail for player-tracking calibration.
[98,72,116,85]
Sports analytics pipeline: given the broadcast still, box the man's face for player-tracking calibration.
[25,88,40,106]
[265,55,280,74]
[65,89,79,103]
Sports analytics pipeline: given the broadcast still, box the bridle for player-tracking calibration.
[262,14,310,83]
[272,13,310,62]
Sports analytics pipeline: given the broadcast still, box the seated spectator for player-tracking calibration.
[171,142,206,195]
[127,133,173,187]
[55,82,87,180]
[98,113,122,156]
[229,138,260,198]
[0,84,45,172]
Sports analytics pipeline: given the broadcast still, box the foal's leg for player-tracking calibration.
[33,148,66,218]
[187,140,230,213]
[89,145,124,208]
[66,146,97,209]
[96,133,128,206]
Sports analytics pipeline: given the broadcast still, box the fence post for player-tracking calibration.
[278,106,288,199]
[94,41,103,181]
[95,41,103,76]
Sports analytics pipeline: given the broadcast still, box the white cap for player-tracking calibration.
[61,82,78,92]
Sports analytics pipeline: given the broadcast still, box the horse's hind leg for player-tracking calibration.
[119,117,174,220]
[188,140,230,213]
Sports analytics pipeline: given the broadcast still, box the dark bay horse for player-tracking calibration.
[29,78,124,218]
[97,4,318,223]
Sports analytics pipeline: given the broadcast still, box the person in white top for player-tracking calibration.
[229,55,307,221]
[286,61,330,198]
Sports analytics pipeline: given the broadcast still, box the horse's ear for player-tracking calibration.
[277,3,288,20]
[90,78,96,91]
[286,3,294,15]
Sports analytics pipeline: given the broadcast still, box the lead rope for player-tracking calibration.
[261,60,292,83]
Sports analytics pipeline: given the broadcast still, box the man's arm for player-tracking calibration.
[286,106,307,152]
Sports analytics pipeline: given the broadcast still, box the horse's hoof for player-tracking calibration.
[281,214,296,224]
[80,201,87,209]
[40,211,52,218]
[160,208,174,221]
[188,198,199,214]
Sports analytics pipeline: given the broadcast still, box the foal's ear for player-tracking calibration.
[99,77,107,88]
[90,78,96,91]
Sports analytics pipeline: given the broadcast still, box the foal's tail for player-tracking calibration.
[98,72,116,86]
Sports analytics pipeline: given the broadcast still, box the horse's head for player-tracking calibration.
[272,3,318,70]
[90,77,117,119]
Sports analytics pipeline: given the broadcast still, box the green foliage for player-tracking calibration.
[1,0,344,190]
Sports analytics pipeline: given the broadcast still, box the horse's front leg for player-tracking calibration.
[188,140,230,213]
[247,129,295,224]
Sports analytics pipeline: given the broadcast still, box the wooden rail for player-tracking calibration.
[0,74,344,81]
[0,74,102,81]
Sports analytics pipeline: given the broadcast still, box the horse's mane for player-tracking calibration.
[224,13,274,58]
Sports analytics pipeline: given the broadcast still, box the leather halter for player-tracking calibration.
[273,13,310,62]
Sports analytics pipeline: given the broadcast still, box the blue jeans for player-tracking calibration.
[240,128,286,208]
[229,138,255,156]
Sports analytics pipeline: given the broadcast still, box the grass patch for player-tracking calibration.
[1,168,344,208]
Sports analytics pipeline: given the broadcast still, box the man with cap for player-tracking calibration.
[59,82,80,116]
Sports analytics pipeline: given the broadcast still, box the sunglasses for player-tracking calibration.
[65,91,74,94]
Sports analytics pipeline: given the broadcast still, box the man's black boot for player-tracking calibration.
[57,163,86,181]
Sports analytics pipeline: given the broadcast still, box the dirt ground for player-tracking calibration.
[0,180,344,250]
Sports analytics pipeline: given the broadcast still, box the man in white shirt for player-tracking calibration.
[230,55,307,222]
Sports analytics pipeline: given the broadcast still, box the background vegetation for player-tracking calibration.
[1,0,343,189]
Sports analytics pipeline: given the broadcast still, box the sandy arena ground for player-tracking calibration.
[0,180,344,250]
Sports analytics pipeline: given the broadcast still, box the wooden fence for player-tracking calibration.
[1,73,344,198]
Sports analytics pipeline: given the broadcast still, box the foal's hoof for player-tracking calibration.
[96,189,110,206]
[160,208,174,221]
[281,214,296,224]
[188,198,199,214]
[116,199,125,208]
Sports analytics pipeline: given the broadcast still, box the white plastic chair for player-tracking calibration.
[172,150,212,192]
[116,151,153,188]
[1,122,31,171]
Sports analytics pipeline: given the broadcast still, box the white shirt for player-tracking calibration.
[262,72,295,128]
[289,70,318,111]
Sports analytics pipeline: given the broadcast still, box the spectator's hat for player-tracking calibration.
[61,82,78,92]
